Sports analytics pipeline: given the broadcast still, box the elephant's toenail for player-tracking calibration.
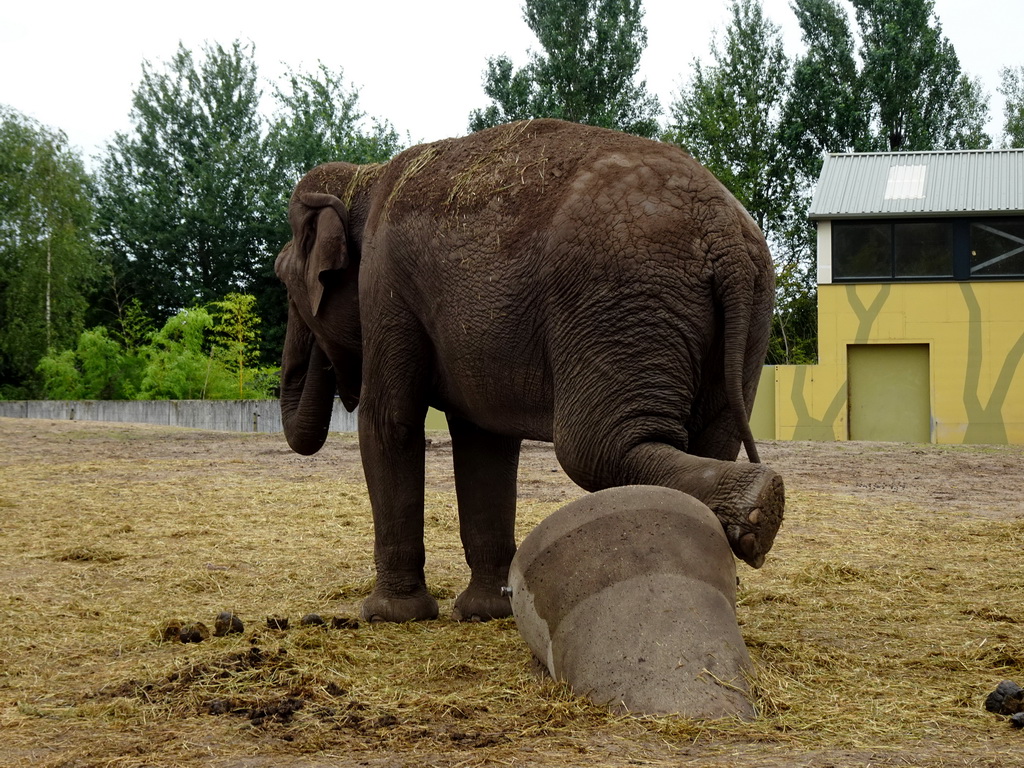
[740,533,764,568]
[748,508,761,525]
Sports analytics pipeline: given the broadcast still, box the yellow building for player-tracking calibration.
[752,150,1024,444]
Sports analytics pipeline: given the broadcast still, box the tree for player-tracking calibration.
[37,326,140,400]
[999,66,1024,148]
[850,0,989,151]
[666,0,792,236]
[783,0,870,179]
[0,106,100,396]
[785,0,990,176]
[268,64,403,188]
[95,41,274,324]
[469,0,661,137]
[209,292,266,398]
[137,307,237,400]
[666,0,806,272]
[667,1,816,364]
[37,293,276,400]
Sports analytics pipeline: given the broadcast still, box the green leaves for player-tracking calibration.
[37,327,136,400]
[999,66,1024,148]
[667,0,794,241]
[209,292,263,399]
[95,42,270,321]
[268,63,403,186]
[92,45,405,384]
[784,0,869,177]
[4,41,407,397]
[0,107,99,395]
[666,0,814,366]
[469,0,661,137]
[137,308,232,400]
[37,293,277,401]
[4,8,1011,395]
[791,0,991,154]
[667,0,996,364]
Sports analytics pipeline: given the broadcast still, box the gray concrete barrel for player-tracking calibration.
[508,485,754,719]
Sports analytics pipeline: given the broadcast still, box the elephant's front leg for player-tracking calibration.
[448,416,520,621]
[358,403,439,622]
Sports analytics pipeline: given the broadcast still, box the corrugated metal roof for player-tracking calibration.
[808,149,1024,219]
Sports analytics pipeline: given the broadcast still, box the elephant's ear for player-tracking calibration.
[297,192,351,317]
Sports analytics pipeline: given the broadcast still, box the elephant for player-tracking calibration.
[274,119,783,623]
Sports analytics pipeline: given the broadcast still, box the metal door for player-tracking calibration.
[847,344,931,442]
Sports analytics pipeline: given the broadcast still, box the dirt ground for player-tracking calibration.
[5,417,1022,516]
[1,417,1022,768]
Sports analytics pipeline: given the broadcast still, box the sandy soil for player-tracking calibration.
[7,418,1022,520]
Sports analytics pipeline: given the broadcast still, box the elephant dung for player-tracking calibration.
[508,485,754,719]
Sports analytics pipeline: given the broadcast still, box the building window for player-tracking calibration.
[894,222,954,278]
[833,220,954,280]
[970,219,1024,277]
[832,217,1022,282]
[833,222,891,279]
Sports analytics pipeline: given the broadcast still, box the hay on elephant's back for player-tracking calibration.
[442,121,550,210]
[384,121,589,220]
[383,143,442,219]
[300,161,387,210]
[342,162,386,207]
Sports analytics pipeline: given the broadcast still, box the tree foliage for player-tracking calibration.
[787,0,989,161]
[95,42,275,324]
[666,1,816,365]
[999,66,1024,148]
[210,292,264,398]
[852,0,989,151]
[4,14,1016,396]
[37,326,138,400]
[667,2,808,363]
[268,64,403,189]
[670,0,996,364]
[469,0,661,137]
[256,64,404,359]
[3,44,407,398]
[783,0,870,178]
[90,45,404,380]
[136,308,237,400]
[37,293,275,400]
[666,0,792,237]
[0,106,100,395]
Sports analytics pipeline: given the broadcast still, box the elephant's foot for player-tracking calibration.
[705,463,785,569]
[452,582,513,622]
[360,588,439,623]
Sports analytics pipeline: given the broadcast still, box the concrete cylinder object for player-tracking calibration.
[508,485,754,719]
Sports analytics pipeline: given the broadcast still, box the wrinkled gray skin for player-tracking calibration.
[275,120,784,623]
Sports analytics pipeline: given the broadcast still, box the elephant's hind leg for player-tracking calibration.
[549,308,783,567]
[622,443,784,568]
[448,416,520,621]
[555,420,784,569]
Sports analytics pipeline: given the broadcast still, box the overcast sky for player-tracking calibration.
[2,0,1020,165]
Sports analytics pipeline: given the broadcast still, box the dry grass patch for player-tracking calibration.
[1,419,1021,767]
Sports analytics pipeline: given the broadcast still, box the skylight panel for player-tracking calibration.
[884,164,927,200]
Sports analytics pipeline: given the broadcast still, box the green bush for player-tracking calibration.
[36,296,279,401]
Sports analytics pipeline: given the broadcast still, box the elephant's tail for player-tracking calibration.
[713,232,771,465]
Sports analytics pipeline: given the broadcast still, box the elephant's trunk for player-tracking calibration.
[280,312,336,456]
